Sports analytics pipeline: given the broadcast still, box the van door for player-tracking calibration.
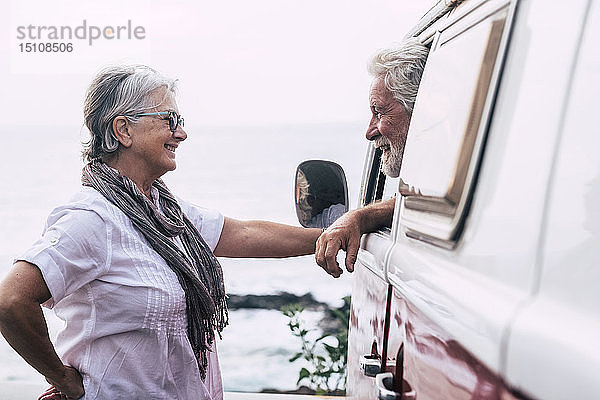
[382,0,554,398]
[346,144,399,397]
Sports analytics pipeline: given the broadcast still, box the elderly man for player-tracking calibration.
[315,39,429,277]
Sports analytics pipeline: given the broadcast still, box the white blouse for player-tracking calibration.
[18,186,225,400]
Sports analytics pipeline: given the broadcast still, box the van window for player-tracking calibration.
[399,3,514,246]
[360,147,399,207]
[358,145,400,236]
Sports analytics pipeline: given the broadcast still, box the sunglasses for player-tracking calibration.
[135,111,184,133]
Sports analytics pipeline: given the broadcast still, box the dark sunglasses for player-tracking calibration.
[135,110,184,133]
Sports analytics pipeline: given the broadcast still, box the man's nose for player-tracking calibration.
[173,126,187,141]
[365,116,379,141]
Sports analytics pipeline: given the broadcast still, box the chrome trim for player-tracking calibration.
[359,144,378,207]
[404,0,466,40]
[356,248,385,279]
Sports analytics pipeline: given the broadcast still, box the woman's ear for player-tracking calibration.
[112,116,133,148]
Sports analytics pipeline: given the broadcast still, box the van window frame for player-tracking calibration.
[398,0,518,248]
[359,145,396,236]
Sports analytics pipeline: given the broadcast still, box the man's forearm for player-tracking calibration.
[356,197,396,233]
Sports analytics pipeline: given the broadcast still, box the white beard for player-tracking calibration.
[381,148,402,177]
[375,137,403,178]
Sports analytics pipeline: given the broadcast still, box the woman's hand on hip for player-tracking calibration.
[39,365,84,400]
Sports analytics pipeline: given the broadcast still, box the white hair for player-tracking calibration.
[368,39,429,114]
[82,65,177,162]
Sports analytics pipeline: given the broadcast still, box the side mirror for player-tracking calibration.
[294,160,349,228]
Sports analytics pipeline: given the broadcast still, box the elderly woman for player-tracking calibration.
[0,65,322,400]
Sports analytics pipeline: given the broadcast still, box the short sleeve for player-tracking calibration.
[307,203,346,228]
[177,198,224,251]
[15,207,110,308]
[324,203,347,225]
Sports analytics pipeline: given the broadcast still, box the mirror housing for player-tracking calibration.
[294,160,349,228]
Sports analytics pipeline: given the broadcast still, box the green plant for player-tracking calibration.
[281,296,350,395]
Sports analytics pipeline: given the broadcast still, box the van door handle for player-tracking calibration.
[359,354,381,377]
[375,372,417,400]
[376,343,417,399]
[375,372,400,400]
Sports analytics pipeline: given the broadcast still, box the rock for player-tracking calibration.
[318,296,350,335]
[226,292,328,311]
[260,386,345,396]
[260,385,316,394]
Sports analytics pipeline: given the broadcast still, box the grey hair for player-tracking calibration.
[368,39,429,114]
[296,169,312,221]
[82,65,177,162]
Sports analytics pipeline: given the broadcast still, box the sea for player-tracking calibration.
[0,122,367,397]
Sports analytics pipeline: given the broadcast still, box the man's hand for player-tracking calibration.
[315,211,362,277]
[315,198,396,278]
[39,365,84,400]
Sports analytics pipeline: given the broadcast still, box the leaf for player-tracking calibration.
[289,352,303,362]
[297,367,310,385]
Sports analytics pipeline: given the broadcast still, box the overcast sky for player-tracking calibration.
[1,0,431,128]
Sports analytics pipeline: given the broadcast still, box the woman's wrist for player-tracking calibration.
[45,364,72,387]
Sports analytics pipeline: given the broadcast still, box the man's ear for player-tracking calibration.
[112,116,133,148]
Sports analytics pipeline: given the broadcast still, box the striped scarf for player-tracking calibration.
[82,160,228,379]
